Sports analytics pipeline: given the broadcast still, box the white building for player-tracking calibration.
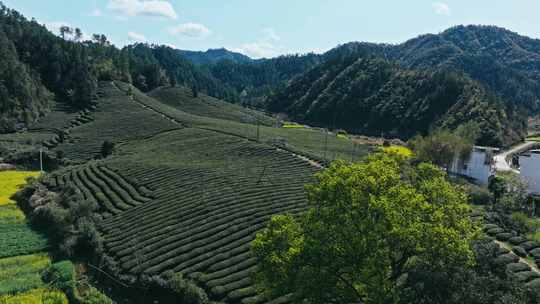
[449,146,499,185]
[519,150,540,194]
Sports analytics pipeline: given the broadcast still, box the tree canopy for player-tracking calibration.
[251,153,477,303]
[265,55,525,147]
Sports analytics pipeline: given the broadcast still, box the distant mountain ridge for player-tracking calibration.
[177,48,253,65]
[184,25,540,114]
[327,25,540,112]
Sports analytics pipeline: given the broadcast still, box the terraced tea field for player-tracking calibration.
[53,83,180,163]
[149,86,275,126]
[4,81,370,303]
[119,82,370,163]
[50,127,317,303]
[44,163,153,220]
[0,100,86,153]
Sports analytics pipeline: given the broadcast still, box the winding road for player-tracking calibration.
[493,141,538,173]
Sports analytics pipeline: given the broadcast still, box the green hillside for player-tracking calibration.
[148,86,275,126]
[3,81,368,303]
[266,56,526,147]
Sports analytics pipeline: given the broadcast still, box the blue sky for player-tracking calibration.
[4,0,540,58]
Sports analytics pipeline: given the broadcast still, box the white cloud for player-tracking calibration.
[107,0,177,19]
[233,28,285,59]
[164,43,177,49]
[44,21,92,41]
[168,23,211,38]
[235,42,282,59]
[90,8,103,17]
[433,2,451,16]
[263,27,280,42]
[128,31,146,42]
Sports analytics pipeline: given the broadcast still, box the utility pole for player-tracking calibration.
[39,145,44,173]
[351,142,355,162]
[324,129,329,160]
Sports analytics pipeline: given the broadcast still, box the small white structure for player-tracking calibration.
[519,150,540,194]
[449,146,499,185]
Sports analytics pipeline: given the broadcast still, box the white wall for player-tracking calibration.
[449,148,494,185]
[520,152,540,194]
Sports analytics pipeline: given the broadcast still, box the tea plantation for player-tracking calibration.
[1,81,371,303]
[149,86,275,126]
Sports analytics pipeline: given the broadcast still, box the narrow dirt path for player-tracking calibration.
[495,240,540,273]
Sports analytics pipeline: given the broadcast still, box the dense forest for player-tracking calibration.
[265,55,526,146]
[287,25,540,113]
[391,25,540,113]
[0,3,241,132]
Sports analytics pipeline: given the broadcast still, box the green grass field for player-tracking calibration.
[0,254,51,295]
[0,171,64,301]
[0,171,48,259]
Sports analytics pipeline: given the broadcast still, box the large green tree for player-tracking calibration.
[251,154,477,303]
[408,129,474,169]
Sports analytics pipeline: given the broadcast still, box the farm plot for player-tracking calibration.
[149,86,275,126]
[0,254,51,295]
[0,223,49,259]
[0,171,49,259]
[54,82,181,163]
[52,127,318,303]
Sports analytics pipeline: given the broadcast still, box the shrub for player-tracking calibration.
[506,262,530,273]
[382,145,413,158]
[168,273,209,304]
[143,272,209,304]
[100,141,115,158]
[511,212,540,234]
[42,291,69,304]
[42,261,75,292]
[78,286,113,304]
[528,231,540,245]
[33,203,71,233]
[469,186,493,205]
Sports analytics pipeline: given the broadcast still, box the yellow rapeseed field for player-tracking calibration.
[382,145,414,158]
[0,288,68,304]
[282,122,306,129]
[0,171,40,206]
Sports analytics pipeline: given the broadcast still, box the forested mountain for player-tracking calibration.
[0,3,240,132]
[124,44,238,100]
[391,25,540,112]
[266,55,526,146]
[200,25,540,114]
[177,48,252,65]
[329,25,540,112]
[0,27,52,132]
[205,53,323,105]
